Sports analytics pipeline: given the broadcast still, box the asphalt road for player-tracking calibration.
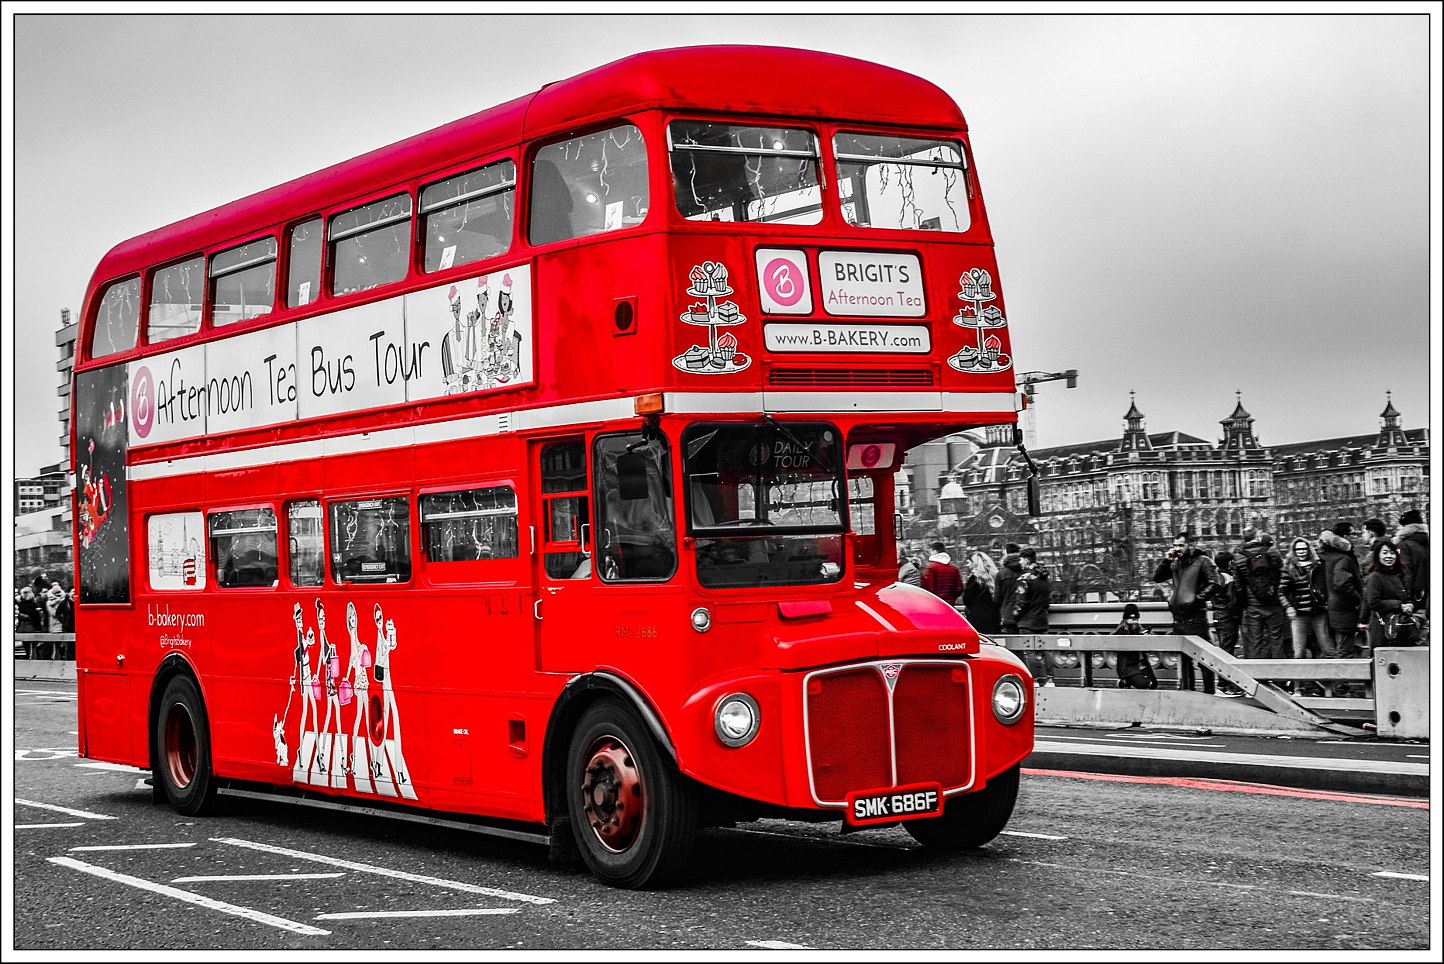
[12,679,1432,951]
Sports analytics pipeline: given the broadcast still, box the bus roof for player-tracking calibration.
[86,46,965,295]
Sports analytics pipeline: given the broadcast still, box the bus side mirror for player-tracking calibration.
[617,452,649,501]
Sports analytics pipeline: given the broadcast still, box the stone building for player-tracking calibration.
[936,395,1429,601]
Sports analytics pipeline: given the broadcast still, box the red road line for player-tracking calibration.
[1022,768,1429,808]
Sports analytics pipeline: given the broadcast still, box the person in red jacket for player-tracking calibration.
[920,542,964,606]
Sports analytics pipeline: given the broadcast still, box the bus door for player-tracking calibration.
[532,432,682,673]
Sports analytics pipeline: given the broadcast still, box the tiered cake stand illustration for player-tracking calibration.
[671,271,751,374]
[946,267,1012,373]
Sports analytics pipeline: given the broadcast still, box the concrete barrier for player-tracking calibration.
[1034,686,1327,737]
[14,659,76,681]
[1374,646,1430,740]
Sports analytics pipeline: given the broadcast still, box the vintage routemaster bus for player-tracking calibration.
[71,45,1033,888]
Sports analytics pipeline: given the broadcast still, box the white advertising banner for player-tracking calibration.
[126,268,534,444]
[129,344,207,445]
[818,250,925,318]
[206,325,299,436]
[764,322,931,354]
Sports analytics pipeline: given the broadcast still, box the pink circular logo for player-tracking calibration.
[131,366,154,439]
[763,257,805,307]
[860,444,882,468]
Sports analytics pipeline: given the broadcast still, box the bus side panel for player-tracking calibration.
[81,670,132,764]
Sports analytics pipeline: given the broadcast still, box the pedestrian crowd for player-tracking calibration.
[899,508,1428,695]
[12,572,75,660]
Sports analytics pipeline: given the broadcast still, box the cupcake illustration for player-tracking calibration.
[716,331,738,365]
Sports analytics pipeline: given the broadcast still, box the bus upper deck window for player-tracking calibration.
[421,160,516,272]
[89,276,140,359]
[147,256,205,344]
[833,133,970,233]
[669,122,822,225]
[529,124,648,246]
[287,218,323,308]
[210,236,277,327]
[329,193,412,296]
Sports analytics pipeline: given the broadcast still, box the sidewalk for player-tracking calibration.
[1027,723,1430,798]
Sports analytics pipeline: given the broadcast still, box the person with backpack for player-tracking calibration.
[1319,522,1368,659]
[1233,526,1287,660]
[1280,537,1333,660]
[994,548,1024,635]
[920,542,964,607]
[1152,532,1220,693]
[1013,547,1054,687]
[1393,508,1429,614]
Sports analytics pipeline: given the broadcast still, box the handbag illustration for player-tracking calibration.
[374,664,386,683]
[337,680,354,705]
[361,647,373,669]
[310,678,325,700]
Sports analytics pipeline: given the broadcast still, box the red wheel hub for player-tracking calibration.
[580,736,645,852]
[165,702,197,790]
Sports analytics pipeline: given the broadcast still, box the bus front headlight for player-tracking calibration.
[714,693,760,747]
[992,675,1026,725]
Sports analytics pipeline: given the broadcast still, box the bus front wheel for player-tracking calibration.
[566,698,697,889]
[904,764,1020,851]
[155,675,219,816]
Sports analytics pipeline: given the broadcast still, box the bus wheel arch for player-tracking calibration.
[149,658,220,816]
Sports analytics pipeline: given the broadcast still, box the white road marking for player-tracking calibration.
[17,822,86,829]
[316,908,520,920]
[747,940,813,949]
[174,873,346,883]
[1044,734,1226,748]
[1001,830,1069,840]
[71,843,197,851]
[15,748,80,760]
[1031,740,1428,776]
[49,856,331,936]
[1013,859,1375,903]
[134,779,152,792]
[16,798,117,820]
[212,837,556,904]
[1372,871,1428,882]
[75,761,149,773]
[1406,754,1428,759]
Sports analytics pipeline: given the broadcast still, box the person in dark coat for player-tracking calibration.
[16,587,43,635]
[55,588,76,658]
[1393,508,1429,614]
[1112,603,1157,689]
[1152,532,1220,693]
[961,550,1002,635]
[897,551,922,587]
[1365,542,1419,649]
[1318,523,1367,658]
[920,543,964,606]
[995,551,1024,634]
[1013,548,1053,686]
[1280,537,1333,659]
[1363,518,1390,555]
[1210,550,1245,696]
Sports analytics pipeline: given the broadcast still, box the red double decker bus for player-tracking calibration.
[71,46,1033,888]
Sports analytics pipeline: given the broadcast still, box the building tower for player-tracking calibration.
[1219,392,1261,452]
[1377,392,1408,448]
[1119,392,1153,453]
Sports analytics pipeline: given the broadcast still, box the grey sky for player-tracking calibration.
[8,13,1434,477]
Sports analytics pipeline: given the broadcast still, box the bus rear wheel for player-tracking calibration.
[904,764,1020,851]
[566,699,697,889]
[155,675,219,816]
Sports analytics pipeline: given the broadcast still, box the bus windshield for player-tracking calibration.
[683,422,845,588]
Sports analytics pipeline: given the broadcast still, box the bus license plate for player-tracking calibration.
[845,783,943,826]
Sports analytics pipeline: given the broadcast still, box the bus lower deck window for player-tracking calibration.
[287,500,324,587]
[420,486,519,561]
[208,507,279,588]
[329,497,412,584]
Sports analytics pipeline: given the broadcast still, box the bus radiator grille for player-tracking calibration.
[767,367,935,387]
[806,668,891,802]
[892,665,973,790]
